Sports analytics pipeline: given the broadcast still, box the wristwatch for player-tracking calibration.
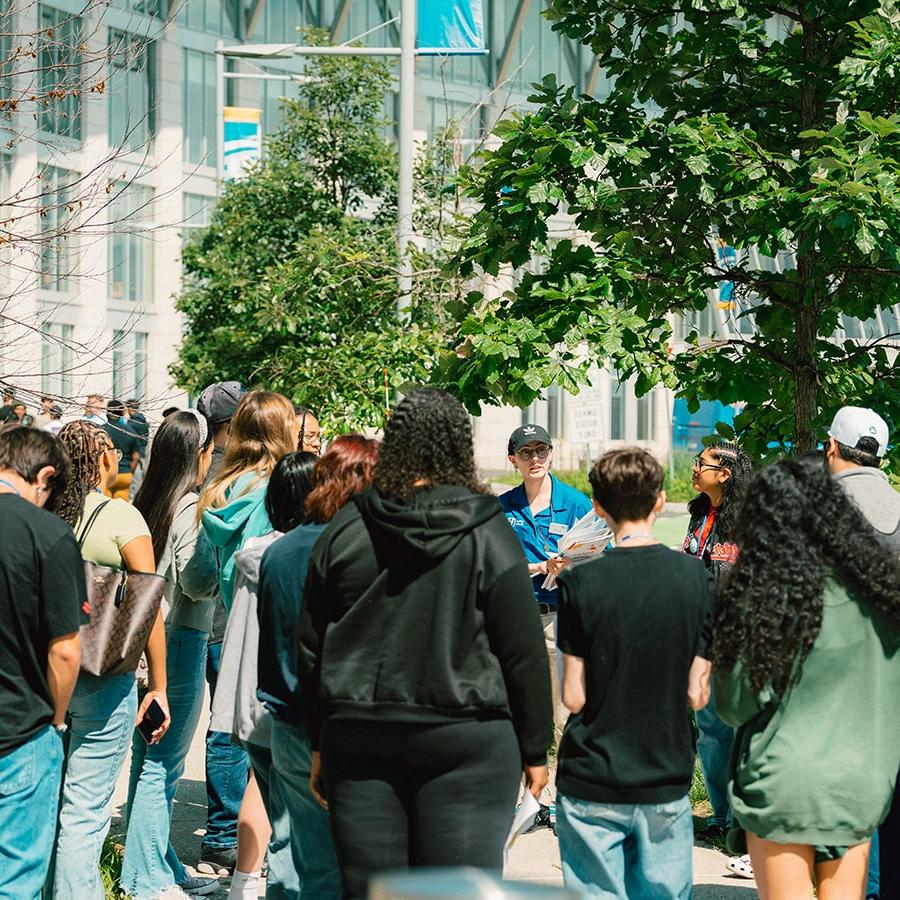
[54,722,68,734]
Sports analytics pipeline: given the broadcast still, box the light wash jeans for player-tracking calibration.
[556,794,693,899]
[121,627,209,899]
[0,726,64,900]
[695,692,734,827]
[244,741,300,899]
[270,718,341,899]
[52,671,137,900]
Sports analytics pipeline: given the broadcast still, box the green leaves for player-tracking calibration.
[449,1,900,459]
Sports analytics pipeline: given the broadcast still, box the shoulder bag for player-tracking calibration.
[77,499,167,677]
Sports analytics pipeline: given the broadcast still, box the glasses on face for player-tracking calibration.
[100,445,122,461]
[692,454,729,472]
[516,445,551,462]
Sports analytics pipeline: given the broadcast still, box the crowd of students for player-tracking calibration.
[0,382,897,900]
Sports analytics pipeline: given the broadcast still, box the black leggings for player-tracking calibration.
[321,717,521,900]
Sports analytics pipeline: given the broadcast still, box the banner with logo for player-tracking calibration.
[417,0,486,55]
[223,107,261,181]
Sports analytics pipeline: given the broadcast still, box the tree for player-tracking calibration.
[172,34,459,431]
[444,0,900,461]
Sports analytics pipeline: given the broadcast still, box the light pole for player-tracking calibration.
[396,0,416,316]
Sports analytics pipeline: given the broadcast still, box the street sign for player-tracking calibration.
[570,387,604,445]
[223,107,261,181]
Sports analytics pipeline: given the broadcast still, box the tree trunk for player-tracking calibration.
[793,304,819,452]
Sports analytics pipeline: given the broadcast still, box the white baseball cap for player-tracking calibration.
[827,406,890,458]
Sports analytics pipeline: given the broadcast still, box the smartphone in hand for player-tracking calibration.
[137,698,166,743]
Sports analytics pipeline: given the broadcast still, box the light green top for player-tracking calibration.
[715,579,900,847]
[76,491,151,569]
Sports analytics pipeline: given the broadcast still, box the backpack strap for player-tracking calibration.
[76,499,112,550]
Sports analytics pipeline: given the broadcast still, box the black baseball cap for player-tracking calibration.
[197,381,247,425]
[508,424,553,455]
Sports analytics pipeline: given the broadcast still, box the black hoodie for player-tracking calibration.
[297,484,553,764]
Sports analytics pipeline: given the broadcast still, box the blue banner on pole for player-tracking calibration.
[417,0,487,55]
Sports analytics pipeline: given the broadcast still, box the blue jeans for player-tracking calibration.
[0,726,64,900]
[52,671,137,900]
[244,741,300,899]
[121,627,209,898]
[556,794,693,899]
[696,692,734,827]
[270,719,341,899]
[866,829,879,899]
[204,639,249,850]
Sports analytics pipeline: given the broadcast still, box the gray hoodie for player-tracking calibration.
[834,467,900,551]
[209,531,282,747]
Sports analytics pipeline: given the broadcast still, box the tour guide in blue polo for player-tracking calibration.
[499,424,592,745]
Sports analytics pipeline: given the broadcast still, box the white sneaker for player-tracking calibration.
[725,853,754,879]
[157,888,192,899]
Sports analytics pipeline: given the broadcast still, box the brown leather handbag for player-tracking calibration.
[77,500,167,677]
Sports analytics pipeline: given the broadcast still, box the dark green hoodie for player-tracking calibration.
[297,484,553,764]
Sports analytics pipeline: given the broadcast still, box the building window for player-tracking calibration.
[261,0,304,42]
[108,182,154,303]
[112,329,149,400]
[38,5,82,138]
[41,322,74,397]
[39,166,76,292]
[183,49,216,165]
[177,0,237,35]
[182,192,212,244]
[637,390,655,441]
[610,374,626,440]
[108,29,154,152]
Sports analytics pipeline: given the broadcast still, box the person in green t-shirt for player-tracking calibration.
[713,457,900,900]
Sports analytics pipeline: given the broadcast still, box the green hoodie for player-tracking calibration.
[715,579,900,848]
[202,472,272,611]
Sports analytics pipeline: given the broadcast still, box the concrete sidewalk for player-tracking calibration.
[113,688,758,898]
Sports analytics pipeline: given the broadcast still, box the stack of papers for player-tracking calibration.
[541,510,613,591]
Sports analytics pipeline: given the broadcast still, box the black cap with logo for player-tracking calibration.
[508,423,553,455]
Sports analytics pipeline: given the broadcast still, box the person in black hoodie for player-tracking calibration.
[297,388,553,899]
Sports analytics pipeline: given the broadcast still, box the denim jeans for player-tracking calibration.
[866,829,879,899]
[52,671,137,900]
[204,639,249,850]
[243,740,300,899]
[270,718,341,899]
[0,726,64,900]
[121,627,209,899]
[695,692,734,827]
[556,794,693,899]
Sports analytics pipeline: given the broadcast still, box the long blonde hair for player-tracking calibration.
[197,390,296,517]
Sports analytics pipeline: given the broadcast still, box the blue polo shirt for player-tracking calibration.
[498,475,593,608]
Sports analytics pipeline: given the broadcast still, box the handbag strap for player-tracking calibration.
[77,499,112,550]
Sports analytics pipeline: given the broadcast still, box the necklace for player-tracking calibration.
[618,532,657,544]
[0,478,22,497]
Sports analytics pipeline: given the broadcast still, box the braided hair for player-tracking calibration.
[714,457,900,698]
[373,388,488,503]
[52,421,109,528]
[687,439,752,541]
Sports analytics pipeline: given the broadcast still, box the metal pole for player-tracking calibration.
[396,0,416,315]
[215,39,225,188]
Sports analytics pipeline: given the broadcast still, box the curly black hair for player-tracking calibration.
[374,388,488,502]
[688,440,752,541]
[714,457,900,698]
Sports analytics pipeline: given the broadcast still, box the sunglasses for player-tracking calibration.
[515,445,551,462]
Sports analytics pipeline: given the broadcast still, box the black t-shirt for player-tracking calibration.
[0,495,88,756]
[556,544,714,804]
[104,421,140,473]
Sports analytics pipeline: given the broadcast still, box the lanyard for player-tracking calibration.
[0,478,21,497]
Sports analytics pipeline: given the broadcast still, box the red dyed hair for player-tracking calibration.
[306,434,379,522]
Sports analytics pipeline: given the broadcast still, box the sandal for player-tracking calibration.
[725,854,754,879]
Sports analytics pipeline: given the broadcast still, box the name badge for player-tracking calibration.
[549,522,568,536]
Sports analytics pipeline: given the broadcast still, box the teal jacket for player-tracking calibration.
[202,472,272,611]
